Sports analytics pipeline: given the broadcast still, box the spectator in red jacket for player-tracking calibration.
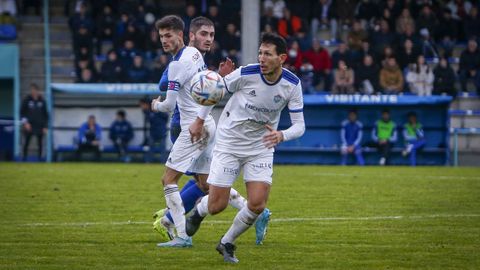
[303,39,333,91]
[285,40,303,73]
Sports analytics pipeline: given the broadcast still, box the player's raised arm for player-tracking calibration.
[152,61,186,113]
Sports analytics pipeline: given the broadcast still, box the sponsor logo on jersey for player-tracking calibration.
[273,95,283,103]
[192,52,200,62]
[244,103,280,113]
[248,90,256,97]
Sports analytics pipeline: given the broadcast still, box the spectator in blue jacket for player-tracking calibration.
[139,97,169,162]
[340,109,365,166]
[109,110,133,162]
[402,112,426,166]
[76,115,101,161]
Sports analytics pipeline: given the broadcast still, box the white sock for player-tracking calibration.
[164,184,187,239]
[196,195,209,217]
[229,188,247,210]
[221,207,259,244]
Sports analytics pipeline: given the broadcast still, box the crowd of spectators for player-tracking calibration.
[67,0,241,84]
[264,0,480,96]
[66,0,480,96]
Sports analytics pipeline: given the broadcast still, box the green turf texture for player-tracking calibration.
[0,163,479,269]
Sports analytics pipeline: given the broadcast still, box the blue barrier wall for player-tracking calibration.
[275,95,452,165]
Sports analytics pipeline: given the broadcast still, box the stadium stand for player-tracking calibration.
[3,0,479,165]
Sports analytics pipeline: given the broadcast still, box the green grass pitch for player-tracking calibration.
[0,163,479,269]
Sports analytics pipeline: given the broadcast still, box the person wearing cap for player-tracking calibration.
[402,112,425,166]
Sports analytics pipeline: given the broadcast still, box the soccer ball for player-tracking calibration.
[190,70,225,106]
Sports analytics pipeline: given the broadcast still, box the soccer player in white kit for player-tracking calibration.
[186,33,305,263]
[151,15,255,248]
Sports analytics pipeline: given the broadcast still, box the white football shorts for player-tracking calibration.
[165,120,215,175]
[207,149,273,187]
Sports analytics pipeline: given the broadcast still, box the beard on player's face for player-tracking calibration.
[191,38,210,53]
[160,30,183,54]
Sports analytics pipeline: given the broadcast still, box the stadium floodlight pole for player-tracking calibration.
[241,0,260,66]
[13,45,20,160]
[43,0,53,162]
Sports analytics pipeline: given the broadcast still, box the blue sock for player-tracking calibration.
[166,181,206,223]
[182,179,196,192]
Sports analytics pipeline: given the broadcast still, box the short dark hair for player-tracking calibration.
[155,15,184,32]
[117,110,126,118]
[30,83,39,90]
[139,96,151,104]
[382,108,390,114]
[190,16,214,33]
[407,111,417,118]
[260,32,287,55]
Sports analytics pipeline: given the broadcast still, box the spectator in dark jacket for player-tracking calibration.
[118,39,139,69]
[109,110,133,161]
[435,8,457,57]
[221,23,241,56]
[464,7,480,41]
[397,39,420,70]
[76,115,101,161]
[20,83,48,160]
[369,19,395,56]
[95,5,116,55]
[416,4,437,36]
[69,2,93,33]
[73,24,94,56]
[331,42,353,68]
[356,0,378,24]
[355,54,379,94]
[139,97,169,162]
[101,50,124,83]
[433,57,457,96]
[127,55,150,83]
[459,39,480,93]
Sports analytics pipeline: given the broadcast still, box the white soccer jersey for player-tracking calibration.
[166,46,212,127]
[215,64,304,155]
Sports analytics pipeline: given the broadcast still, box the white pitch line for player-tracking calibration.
[312,172,480,181]
[5,213,480,227]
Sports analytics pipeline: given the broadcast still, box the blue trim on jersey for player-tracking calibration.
[289,108,303,113]
[173,46,186,61]
[171,104,180,124]
[167,81,180,91]
[282,69,300,85]
[158,67,169,92]
[240,64,261,76]
[260,73,282,86]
